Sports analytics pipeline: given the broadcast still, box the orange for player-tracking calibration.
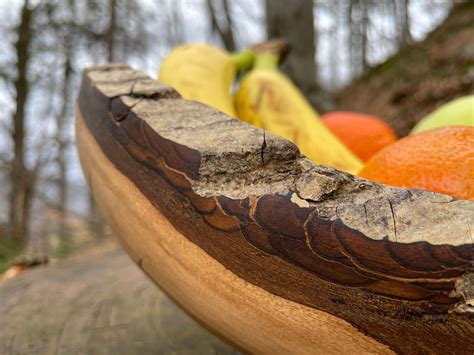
[359,126,474,200]
[322,112,397,162]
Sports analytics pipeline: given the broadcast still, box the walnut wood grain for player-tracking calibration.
[76,64,474,354]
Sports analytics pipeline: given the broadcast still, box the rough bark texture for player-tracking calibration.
[76,64,473,354]
[0,241,237,354]
[337,2,474,137]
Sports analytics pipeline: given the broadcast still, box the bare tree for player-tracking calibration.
[2,0,73,246]
[265,0,330,111]
[82,0,154,236]
[396,0,412,47]
[207,0,236,51]
[8,0,32,242]
[54,38,73,232]
[107,0,117,62]
[359,0,369,73]
[348,0,370,76]
[87,0,121,236]
[165,0,184,47]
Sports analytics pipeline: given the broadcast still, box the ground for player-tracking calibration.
[0,240,237,354]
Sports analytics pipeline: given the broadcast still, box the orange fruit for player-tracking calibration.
[359,126,474,200]
[322,112,397,162]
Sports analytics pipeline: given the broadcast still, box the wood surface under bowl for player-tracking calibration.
[76,64,473,354]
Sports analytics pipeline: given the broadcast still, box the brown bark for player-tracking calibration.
[9,0,32,242]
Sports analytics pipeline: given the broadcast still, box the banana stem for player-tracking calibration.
[231,49,255,71]
[254,53,279,70]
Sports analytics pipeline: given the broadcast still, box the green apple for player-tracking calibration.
[411,95,474,134]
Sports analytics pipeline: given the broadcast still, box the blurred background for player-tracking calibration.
[0,0,472,352]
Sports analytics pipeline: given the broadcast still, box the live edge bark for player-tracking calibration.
[77,64,473,354]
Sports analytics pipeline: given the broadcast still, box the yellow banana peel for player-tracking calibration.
[235,53,363,174]
[158,44,253,118]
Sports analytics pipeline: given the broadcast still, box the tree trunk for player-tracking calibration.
[222,0,235,50]
[265,0,330,112]
[107,0,117,62]
[397,0,412,47]
[349,0,369,76]
[360,0,369,73]
[88,0,120,236]
[9,0,32,242]
[55,43,72,233]
[207,0,236,51]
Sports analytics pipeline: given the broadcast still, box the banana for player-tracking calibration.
[158,44,253,117]
[235,53,363,174]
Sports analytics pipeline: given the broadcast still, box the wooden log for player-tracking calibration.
[76,64,474,354]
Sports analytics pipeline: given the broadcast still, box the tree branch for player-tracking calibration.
[206,0,236,51]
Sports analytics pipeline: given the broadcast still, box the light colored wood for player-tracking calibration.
[76,110,392,354]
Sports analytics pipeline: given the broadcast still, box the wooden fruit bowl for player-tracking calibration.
[76,64,473,354]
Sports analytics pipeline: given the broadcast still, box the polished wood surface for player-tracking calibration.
[76,64,473,354]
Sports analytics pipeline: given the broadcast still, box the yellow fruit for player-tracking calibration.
[158,44,253,117]
[235,53,363,174]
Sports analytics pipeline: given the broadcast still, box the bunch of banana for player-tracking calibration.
[159,42,363,175]
[234,52,363,174]
[158,44,253,117]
